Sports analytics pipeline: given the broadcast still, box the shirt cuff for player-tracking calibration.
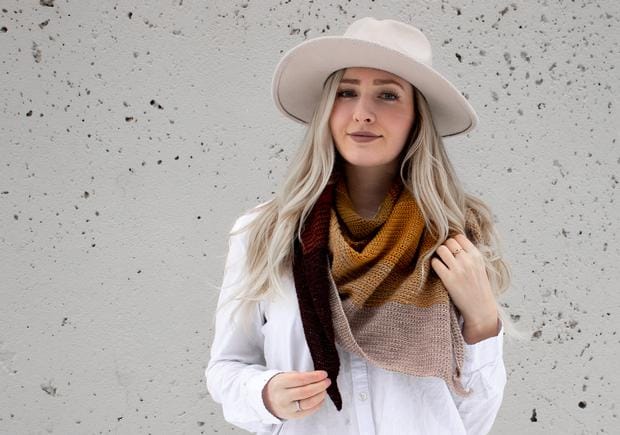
[462,318,504,373]
[246,369,286,424]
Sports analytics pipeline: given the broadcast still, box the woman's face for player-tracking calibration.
[329,67,415,169]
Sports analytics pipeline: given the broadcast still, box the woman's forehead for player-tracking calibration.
[341,67,407,84]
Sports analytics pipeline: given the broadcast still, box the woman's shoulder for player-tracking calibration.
[230,198,275,233]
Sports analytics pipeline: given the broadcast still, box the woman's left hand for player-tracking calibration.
[431,233,499,340]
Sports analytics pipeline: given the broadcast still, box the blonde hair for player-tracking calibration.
[217,68,527,341]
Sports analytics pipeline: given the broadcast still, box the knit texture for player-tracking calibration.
[292,174,482,411]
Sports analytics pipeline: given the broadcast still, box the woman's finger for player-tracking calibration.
[435,245,457,268]
[285,389,327,419]
[282,370,328,389]
[287,377,331,402]
[443,238,464,256]
[431,256,449,280]
[297,389,328,412]
[454,233,476,251]
[289,396,326,419]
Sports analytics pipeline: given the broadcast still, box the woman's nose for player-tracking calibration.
[353,96,376,123]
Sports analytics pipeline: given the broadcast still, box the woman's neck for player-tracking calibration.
[342,161,399,218]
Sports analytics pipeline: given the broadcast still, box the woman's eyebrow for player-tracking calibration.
[340,78,405,90]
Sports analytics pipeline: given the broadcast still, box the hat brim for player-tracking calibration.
[271,36,478,137]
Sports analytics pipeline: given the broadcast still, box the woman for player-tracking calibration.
[206,17,515,435]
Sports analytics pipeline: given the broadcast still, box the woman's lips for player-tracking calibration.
[348,134,381,143]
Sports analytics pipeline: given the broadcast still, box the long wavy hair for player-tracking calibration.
[216,68,526,340]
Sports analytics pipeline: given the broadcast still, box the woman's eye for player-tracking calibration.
[336,90,355,98]
[380,92,400,101]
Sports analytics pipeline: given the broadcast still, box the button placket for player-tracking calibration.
[350,353,376,435]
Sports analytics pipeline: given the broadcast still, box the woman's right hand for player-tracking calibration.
[262,370,332,420]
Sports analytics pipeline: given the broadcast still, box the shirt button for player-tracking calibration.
[358,392,368,401]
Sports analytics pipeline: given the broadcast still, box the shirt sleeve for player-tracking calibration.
[205,214,285,433]
[451,317,507,435]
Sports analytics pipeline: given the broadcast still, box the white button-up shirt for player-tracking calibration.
[206,212,507,435]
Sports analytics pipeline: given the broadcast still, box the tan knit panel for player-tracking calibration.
[326,266,470,396]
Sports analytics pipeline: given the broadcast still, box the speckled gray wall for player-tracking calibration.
[0,0,618,434]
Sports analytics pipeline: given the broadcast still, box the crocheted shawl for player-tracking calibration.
[292,173,482,411]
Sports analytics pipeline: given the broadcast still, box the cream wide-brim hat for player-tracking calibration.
[271,17,478,138]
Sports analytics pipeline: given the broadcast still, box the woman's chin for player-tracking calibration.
[341,158,395,169]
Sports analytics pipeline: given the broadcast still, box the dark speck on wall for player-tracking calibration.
[530,408,537,422]
[32,42,42,63]
[41,380,57,396]
[150,99,164,110]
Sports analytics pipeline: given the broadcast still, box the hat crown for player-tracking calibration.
[344,17,433,67]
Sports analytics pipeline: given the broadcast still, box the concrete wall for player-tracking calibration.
[1,0,618,433]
